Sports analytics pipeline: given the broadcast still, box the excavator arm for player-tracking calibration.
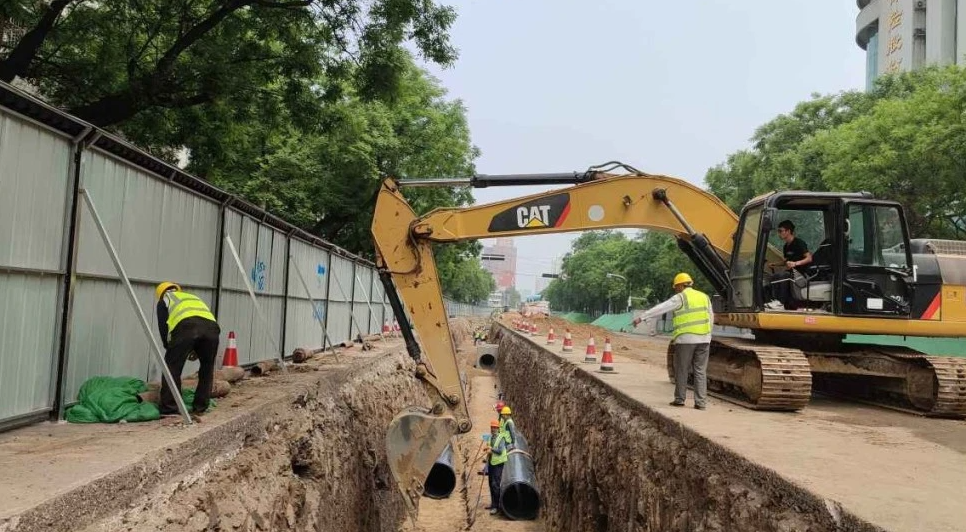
[371,164,740,516]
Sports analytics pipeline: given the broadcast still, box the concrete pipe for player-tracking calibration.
[423,442,456,499]
[476,344,499,370]
[500,427,541,520]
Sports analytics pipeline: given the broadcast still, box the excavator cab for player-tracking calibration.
[730,191,917,318]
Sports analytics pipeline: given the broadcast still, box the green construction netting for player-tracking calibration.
[65,376,214,423]
[591,312,637,332]
[555,312,596,323]
[844,335,966,357]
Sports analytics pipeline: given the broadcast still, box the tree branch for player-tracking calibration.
[0,0,77,82]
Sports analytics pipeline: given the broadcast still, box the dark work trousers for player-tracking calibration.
[488,463,504,510]
[159,317,221,415]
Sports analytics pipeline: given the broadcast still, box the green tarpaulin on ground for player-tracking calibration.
[65,376,213,423]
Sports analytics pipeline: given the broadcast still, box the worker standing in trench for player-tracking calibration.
[499,405,516,449]
[155,282,221,417]
[484,419,510,516]
[632,272,713,410]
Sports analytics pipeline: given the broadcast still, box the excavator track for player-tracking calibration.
[806,346,966,419]
[666,337,812,411]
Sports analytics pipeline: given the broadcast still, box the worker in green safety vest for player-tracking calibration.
[498,405,516,449]
[632,272,713,410]
[484,419,510,516]
[155,282,221,417]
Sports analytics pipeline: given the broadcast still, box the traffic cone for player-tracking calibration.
[546,327,555,344]
[222,331,239,367]
[530,323,538,336]
[562,329,573,352]
[583,336,597,363]
[392,319,400,337]
[598,337,616,373]
[382,320,391,336]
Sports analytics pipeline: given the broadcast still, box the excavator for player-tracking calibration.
[370,161,966,515]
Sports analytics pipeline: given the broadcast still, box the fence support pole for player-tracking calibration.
[79,189,193,425]
[331,269,370,344]
[354,272,388,344]
[224,234,287,373]
[289,255,341,363]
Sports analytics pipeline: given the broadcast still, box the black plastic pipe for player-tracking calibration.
[500,427,541,520]
[424,442,456,499]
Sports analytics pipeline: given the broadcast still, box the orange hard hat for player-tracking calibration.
[490,420,500,428]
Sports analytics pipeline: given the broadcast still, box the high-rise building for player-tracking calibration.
[856,0,966,90]
[481,238,517,290]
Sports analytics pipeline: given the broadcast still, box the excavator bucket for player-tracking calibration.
[386,406,459,517]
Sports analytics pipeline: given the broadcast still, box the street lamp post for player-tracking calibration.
[606,273,630,313]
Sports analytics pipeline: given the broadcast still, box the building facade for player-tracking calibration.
[481,238,517,290]
[856,0,966,89]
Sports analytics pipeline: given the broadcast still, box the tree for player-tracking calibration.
[0,0,457,126]
[703,65,966,239]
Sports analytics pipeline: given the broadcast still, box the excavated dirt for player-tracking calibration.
[80,351,430,532]
[489,321,882,532]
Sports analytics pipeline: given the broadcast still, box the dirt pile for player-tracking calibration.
[81,352,431,532]
[489,324,877,532]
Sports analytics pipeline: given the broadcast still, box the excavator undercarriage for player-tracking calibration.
[668,337,966,418]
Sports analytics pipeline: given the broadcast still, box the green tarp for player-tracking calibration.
[65,376,213,423]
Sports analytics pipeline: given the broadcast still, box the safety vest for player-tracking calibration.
[489,432,509,466]
[164,290,216,337]
[671,287,711,338]
[499,417,515,443]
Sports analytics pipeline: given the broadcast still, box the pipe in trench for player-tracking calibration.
[423,442,456,499]
[500,426,541,520]
[478,352,497,369]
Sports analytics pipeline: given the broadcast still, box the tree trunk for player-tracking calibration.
[0,0,75,82]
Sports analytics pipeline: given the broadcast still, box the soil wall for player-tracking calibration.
[490,323,880,532]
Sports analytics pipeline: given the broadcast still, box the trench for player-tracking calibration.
[488,321,885,532]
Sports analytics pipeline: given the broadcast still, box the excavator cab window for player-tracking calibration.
[839,201,914,317]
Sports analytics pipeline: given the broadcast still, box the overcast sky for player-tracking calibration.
[418,1,867,292]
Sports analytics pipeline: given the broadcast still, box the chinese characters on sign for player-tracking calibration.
[886,0,903,73]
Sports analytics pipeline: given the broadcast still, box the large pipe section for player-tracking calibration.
[500,426,541,520]
[423,442,456,499]
[476,344,499,370]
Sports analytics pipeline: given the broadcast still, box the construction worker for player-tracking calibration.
[499,405,516,449]
[484,419,510,515]
[632,272,713,410]
[155,282,221,416]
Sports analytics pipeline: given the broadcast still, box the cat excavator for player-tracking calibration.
[370,162,966,515]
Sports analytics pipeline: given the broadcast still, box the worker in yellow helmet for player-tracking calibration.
[498,405,516,449]
[155,282,221,417]
[631,272,712,410]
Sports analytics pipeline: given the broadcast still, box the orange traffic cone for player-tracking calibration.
[598,337,616,373]
[382,320,391,336]
[392,319,400,337]
[530,322,538,336]
[562,329,573,352]
[222,331,239,367]
[546,327,555,344]
[583,336,597,363]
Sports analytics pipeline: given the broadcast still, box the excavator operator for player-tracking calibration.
[765,220,813,311]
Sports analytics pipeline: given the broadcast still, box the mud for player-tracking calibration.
[489,323,881,532]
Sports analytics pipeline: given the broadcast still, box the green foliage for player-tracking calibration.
[543,230,712,314]
[704,65,966,239]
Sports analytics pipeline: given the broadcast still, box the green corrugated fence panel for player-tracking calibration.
[844,335,966,357]
[590,312,636,331]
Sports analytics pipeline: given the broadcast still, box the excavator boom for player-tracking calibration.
[371,166,740,516]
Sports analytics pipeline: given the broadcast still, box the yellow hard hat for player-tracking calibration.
[672,273,693,286]
[500,406,511,415]
[155,282,181,301]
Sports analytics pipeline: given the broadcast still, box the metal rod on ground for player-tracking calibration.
[224,234,287,373]
[330,271,370,344]
[353,272,388,344]
[79,189,193,425]
[289,254,341,363]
